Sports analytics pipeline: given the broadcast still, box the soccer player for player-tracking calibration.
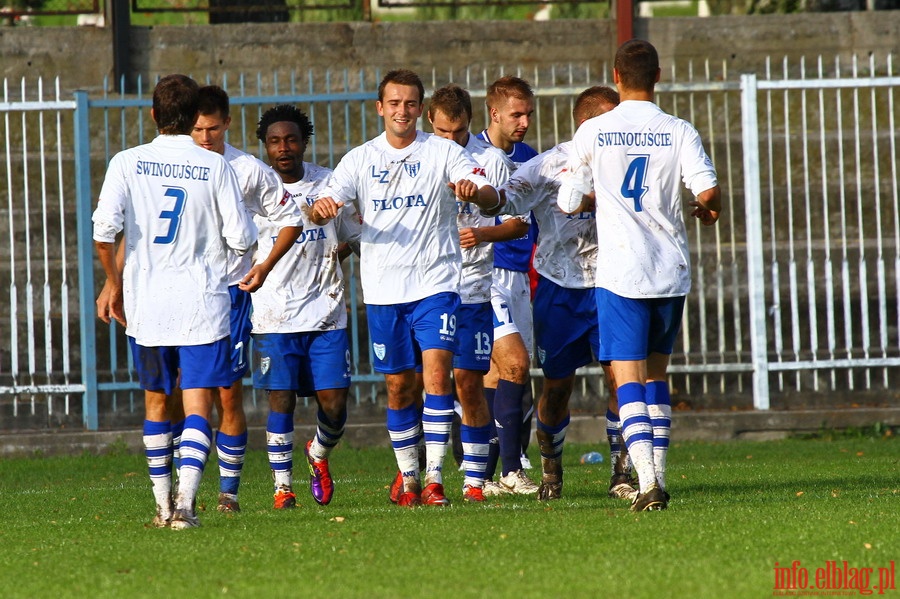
[310,69,503,507]
[477,76,540,494]
[92,74,256,529]
[498,85,623,501]
[188,85,304,513]
[424,83,516,502]
[252,104,361,509]
[559,39,722,511]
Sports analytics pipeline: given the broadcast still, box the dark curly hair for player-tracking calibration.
[256,104,315,143]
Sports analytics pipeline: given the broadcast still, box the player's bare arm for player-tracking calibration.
[239,224,303,292]
[689,185,722,226]
[95,240,126,327]
[470,216,528,245]
[448,180,506,216]
[309,196,343,225]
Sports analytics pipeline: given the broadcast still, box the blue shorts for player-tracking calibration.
[454,302,493,372]
[533,277,599,379]
[596,288,685,362]
[366,292,460,374]
[228,285,253,383]
[252,329,351,396]
[128,336,233,394]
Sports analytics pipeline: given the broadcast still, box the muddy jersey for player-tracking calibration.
[222,143,302,285]
[501,141,596,290]
[251,162,361,333]
[457,134,514,304]
[92,134,255,346]
[564,100,718,298]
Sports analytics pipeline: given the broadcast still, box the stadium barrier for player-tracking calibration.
[1,55,899,431]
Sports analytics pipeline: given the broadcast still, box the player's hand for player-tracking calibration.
[310,197,343,225]
[238,262,270,292]
[689,200,719,226]
[459,227,483,249]
[97,280,126,327]
[448,179,478,202]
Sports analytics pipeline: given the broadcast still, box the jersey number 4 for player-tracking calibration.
[153,187,187,244]
[621,155,649,212]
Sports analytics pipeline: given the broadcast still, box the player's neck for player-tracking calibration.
[385,129,418,150]
[484,125,513,153]
[619,88,655,103]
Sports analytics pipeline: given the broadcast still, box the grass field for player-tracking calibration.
[1,437,897,598]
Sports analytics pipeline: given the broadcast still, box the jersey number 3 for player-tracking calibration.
[621,155,649,212]
[154,186,187,244]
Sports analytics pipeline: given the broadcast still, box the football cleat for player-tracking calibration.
[216,492,241,513]
[273,489,297,510]
[498,469,540,495]
[304,440,334,506]
[482,480,508,497]
[537,480,563,501]
[608,473,639,501]
[397,491,422,508]
[151,497,174,528]
[389,471,404,504]
[462,484,486,503]
[421,482,450,506]
[169,508,200,530]
[630,484,668,512]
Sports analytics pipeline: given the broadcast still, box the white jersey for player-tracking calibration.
[223,143,302,285]
[502,142,597,290]
[319,130,490,305]
[251,162,362,334]
[457,134,514,304]
[92,134,256,346]
[565,100,718,298]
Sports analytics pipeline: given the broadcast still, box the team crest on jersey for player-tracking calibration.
[279,189,291,206]
[472,166,486,177]
[537,347,546,365]
[373,343,386,360]
[260,356,271,375]
[403,161,420,178]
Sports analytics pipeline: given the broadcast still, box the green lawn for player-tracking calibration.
[1,437,897,598]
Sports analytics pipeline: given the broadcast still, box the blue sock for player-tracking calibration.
[494,379,525,476]
[484,387,499,479]
[171,418,185,473]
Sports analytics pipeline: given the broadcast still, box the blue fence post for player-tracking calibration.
[74,89,99,430]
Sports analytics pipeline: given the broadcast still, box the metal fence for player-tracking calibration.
[1,55,899,431]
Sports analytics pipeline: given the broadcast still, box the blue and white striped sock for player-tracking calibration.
[267,410,294,492]
[422,393,454,486]
[618,382,656,494]
[536,413,569,462]
[387,403,423,488]
[176,414,212,511]
[646,380,672,491]
[606,408,629,475]
[460,423,491,489]
[171,418,184,473]
[216,430,247,496]
[143,419,173,517]
[309,407,346,461]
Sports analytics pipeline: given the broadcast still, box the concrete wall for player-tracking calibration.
[2,12,899,92]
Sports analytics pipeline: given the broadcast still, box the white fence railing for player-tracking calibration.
[1,56,898,430]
